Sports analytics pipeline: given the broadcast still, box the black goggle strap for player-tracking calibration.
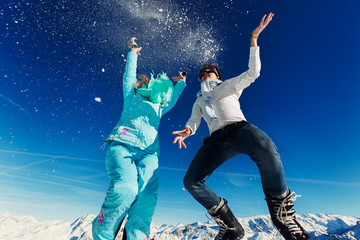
[199,65,220,79]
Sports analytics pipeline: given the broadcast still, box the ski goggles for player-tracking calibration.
[198,64,221,80]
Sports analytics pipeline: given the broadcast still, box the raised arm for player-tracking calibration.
[250,12,274,47]
[229,13,274,91]
[162,71,187,115]
[122,47,142,100]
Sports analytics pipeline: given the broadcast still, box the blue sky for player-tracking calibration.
[1,0,359,226]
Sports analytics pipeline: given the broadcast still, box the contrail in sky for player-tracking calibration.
[0,149,103,163]
[1,149,359,188]
[161,166,360,188]
[0,159,51,175]
[0,93,31,116]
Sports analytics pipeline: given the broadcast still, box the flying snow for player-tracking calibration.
[103,0,224,68]
[1,0,230,139]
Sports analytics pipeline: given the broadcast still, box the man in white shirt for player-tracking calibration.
[173,13,311,240]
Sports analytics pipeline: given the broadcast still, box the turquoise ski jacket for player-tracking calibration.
[106,52,186,153]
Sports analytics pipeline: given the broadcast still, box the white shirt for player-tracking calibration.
[185,47,261,135]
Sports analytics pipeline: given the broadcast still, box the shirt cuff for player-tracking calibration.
[177,79,186,86]
[185,125,195,135]
[128,51,137,57]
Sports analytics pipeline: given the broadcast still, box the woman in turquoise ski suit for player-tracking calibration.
[92,46,186,240]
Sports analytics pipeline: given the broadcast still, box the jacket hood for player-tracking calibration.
[136,72,174,104]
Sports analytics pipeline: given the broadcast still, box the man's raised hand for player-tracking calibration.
[252,12,274,37]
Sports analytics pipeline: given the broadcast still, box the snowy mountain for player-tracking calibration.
[0,212,359,240]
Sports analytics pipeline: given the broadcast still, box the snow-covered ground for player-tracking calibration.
[0,212,359,240]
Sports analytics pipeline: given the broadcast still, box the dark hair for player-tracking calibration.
[138,74,149,82]
[134,74,150,91]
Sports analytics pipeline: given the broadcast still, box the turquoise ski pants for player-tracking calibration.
[92,142,159,240]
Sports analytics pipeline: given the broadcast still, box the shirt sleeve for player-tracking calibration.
[123,51,138,101]
[162,80,186,115]
[185,98,203,135]
[228,46,261,92]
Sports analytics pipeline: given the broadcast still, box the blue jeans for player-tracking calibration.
[183,121,288,210]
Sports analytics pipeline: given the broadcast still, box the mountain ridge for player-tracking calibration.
[0,212,359,240]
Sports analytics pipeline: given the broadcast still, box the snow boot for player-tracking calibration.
[114,217,127,240]
[122,229,127,240]
[208,198,245,240]
[265,189,312,240]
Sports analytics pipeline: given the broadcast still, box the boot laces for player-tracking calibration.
[213,217,235,240]
[274,192,304,235]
